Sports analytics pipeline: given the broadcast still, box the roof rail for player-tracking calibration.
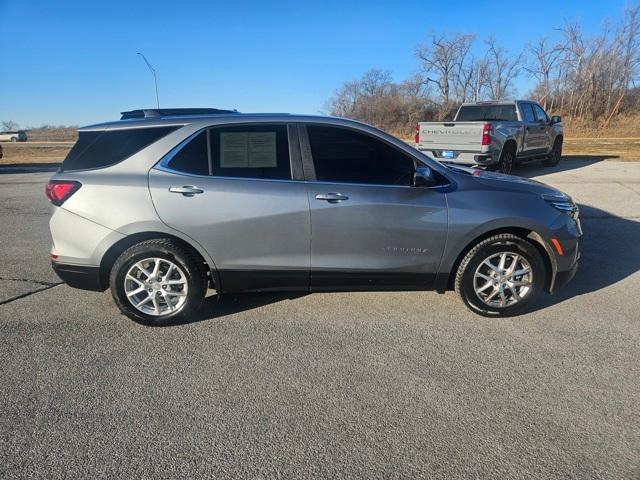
[120,108,240,120]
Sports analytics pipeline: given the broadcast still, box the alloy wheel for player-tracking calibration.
[473,252,533,308]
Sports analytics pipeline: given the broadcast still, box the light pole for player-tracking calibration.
[137,52,160,109]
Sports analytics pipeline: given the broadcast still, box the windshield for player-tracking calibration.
[456,105,518,122]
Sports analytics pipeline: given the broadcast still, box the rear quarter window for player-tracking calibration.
[61,126,179,172]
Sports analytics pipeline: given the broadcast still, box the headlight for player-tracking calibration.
[542,192,579,219]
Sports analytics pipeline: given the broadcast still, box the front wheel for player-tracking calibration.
[542,139,562,167]
[455,234,546,317]
[109,239,208,325]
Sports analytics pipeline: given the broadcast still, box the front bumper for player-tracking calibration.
[52,261,104,291]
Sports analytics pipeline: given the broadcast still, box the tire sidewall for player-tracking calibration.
[459,239,545,317]
[110,245,205,325]
[499,149,514,174]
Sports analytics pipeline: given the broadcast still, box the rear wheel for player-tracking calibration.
[10,137,17,142]
[489,146,515,175]
[109,239,207,325]
[542,138,562,167]
[455,234,546,317]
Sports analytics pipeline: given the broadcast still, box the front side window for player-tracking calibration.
[307,125,414,186]
[533,104,549,123]
[520,103,536,123]
[166,124,291,180]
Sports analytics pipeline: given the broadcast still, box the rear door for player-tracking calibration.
[302,124,448,290]
[149,123,311,292]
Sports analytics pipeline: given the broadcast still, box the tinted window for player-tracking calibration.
[520,103,536,123]
[307,125,414,186]
[62,126,178,172]
[455,105,518,121]
[167,131,209,175]
[533,104,549,122]
[166,124,291,180]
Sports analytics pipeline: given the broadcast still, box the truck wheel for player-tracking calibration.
[455,234,546,317]
[494,147,515,175]
[542,139,562,167]
[10,137,17,142]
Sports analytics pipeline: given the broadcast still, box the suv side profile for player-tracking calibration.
[47,108,582,325]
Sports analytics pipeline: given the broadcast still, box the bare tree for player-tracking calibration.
[525,37,563,110]
[1,120,19,131]
[483,37,524,101]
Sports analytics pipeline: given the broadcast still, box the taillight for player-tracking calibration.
[45,180,81,206]
[414,124,420,144]
[481,123,493,146]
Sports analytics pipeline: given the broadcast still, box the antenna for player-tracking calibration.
[137,52,160,109]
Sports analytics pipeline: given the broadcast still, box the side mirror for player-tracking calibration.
[413,166,437,187]
[550,115,561,125]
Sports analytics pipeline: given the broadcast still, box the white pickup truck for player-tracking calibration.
[0,130,27,142]
[415,101,563,174]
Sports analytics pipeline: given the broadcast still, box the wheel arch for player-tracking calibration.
[98,231,219,291]
[437,226,556,292]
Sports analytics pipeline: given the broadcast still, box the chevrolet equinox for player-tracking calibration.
[47,108,581,324]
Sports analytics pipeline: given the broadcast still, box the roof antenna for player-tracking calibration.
[137,52,160,109]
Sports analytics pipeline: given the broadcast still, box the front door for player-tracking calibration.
[149,123,311,293]
[301,124,448,290]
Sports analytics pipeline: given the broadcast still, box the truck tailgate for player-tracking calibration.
[417,122,484,151]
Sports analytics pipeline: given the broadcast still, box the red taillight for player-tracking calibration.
[481,123,492,146]
[46,181,81,206]
[414,124,420,144]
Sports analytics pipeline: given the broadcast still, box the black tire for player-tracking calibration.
[488,146,515,175]
[10,137,17,142]
[542,138,562,167]
[454,234,546,317]
[109,238,207,326]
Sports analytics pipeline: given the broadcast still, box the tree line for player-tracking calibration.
[327,3,640,136]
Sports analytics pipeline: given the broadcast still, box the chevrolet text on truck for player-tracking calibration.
[415,101,563,174]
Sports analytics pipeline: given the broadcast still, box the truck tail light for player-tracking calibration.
[46,180,81,206]
[414,124,420,144]
[481,123,492,146]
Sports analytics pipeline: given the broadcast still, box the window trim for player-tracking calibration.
[299,122,421,187]
[155,122,302,182]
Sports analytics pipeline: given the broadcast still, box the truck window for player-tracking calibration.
[455,105,518,122]
[533,104,549,123]
[520,103,536,123]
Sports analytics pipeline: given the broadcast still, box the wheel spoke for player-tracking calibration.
[476,272,493,282]
[150,258,161,279]
[507,255,519,274]
[511,280,532,287]
[499,286,507,306]
[476,281,493,293]
[152,295,160,314]
[507,284,521,301]
[135,294,152,308]
[165,279,185,285]
[164,290,186,297]
[135,262,152,279]
[126,285,146,297]
[126,274,144,286]
[498,252,507,270]
[483,260,500,273]
[512,267,531,277]
[485,287,500,302]
[164,264,174,281]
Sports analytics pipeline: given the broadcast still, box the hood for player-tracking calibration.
[445,164,563,196]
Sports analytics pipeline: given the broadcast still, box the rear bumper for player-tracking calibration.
[52,261,104,291]
[417,148,497,166]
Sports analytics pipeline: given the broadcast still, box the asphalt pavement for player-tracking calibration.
[1,158,639,479]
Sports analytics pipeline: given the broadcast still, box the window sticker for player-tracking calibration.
[220,132,277,168]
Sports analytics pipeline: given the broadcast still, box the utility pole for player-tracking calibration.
[137,52,160,109]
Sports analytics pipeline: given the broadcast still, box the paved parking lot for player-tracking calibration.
[1,158,639,479]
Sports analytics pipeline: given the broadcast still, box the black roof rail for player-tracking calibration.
[120,108,240,120]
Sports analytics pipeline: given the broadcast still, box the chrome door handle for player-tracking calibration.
[315,192,349,203]
[169,185,204,196]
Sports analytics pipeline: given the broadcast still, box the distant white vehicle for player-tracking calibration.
[0,130,27,142]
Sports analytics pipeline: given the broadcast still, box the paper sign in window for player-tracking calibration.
[220,132,277,168]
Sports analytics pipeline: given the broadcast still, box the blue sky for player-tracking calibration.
[0,0,629,126]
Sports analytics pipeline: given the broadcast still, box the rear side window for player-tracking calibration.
[456,105,518,122]
[61,126,178,172]
[166,124,291,180]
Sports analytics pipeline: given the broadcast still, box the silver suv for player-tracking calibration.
[47,108,582,325]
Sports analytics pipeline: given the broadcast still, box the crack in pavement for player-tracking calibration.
[0,278,63,306]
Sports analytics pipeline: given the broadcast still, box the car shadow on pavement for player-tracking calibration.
[534,203,640,311]
[516,155,618,178]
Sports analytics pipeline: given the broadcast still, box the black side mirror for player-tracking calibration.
[413,166,437,187]
[550,115,561,125]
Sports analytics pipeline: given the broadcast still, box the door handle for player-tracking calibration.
[169,185,204,196]
[315,192,349,203]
